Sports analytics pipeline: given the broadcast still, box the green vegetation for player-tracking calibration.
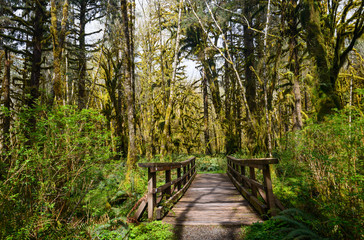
[242,107,363,239]
[1,0,364,239]
[195,154,226,173]
[0,106,114,238]
[129,222,174,240]
[242,209,325,240]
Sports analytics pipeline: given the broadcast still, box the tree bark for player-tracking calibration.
[243,1,256,115]
[51,0,69,105]
[290,38,303,131]
[160,0,184,156]
[2,49,11,165]
[224,50,233,154]
[202,71,211,155]
[78,0,87,110]
[121,0,137,178]
[300,0,364,119]
[25,0,46,143]
[288,1,303,131]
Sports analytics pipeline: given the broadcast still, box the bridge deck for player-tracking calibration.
[162,173,262,225]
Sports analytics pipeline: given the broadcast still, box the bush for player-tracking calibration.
[242,209,325,240]
[195,154,226,173]
[0,105,114,239]
[129,221,174,240]
[274,108,364,239]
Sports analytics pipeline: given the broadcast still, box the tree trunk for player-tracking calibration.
[51,0,69,105]
[121,0,137,179]
[290,37,303,131]
[301,0,342,119]
[1,49,11,168]
[224,53,233,154]
[243,7,256,114]
[160,0,184,156]
[243,0,257,153]
[78,0,87,110]
[263,0,272,157]
[25,0,46,143]
[203,52,221,117]
[202,71,211,155]
[157,1,167,108]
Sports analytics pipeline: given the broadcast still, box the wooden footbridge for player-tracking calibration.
[131,156,284,226]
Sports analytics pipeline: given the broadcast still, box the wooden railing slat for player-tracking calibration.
[227,155,280,217]
[152,165,195,194]
[137,156,196,220]
[138,157,195,172]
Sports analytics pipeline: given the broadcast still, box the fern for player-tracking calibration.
[274,208,326,240]
[243,208,326,240]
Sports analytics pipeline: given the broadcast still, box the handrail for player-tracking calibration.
[134,157,196,220]
[227,155,284,217]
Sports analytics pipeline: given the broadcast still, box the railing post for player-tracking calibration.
[263,164,276,215]
[183,165,187,185]
[187,163,191,180]
[165,169,171,196]
[148,168,156,220]
[177,167,181,190]
[193,158,195,173]
[227,159,230,174]
[240,165,247,187]
[249,167,257,197]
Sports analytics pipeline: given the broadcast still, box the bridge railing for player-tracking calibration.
[134,156,196,220]
[227,156,284,216]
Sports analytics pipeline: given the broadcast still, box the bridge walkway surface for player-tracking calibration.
[162,173,262,226]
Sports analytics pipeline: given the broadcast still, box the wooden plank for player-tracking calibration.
[156,171,196,220]
[228,164,264,191]
[133,198,147,221]
[147,169,156,219]
[183,166,187,185]
[165,171,196,206]
[162,173,261,225]
[138,157,196,172]
[227,156,278,165]
[249,167,257,197]
[176,168,181,190]
[153,166,195,194]
[227,171,267,215]
[165,169,171,196]
[263,165,276,215]
[274,195,285,211]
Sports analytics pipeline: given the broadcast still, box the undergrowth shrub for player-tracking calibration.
[275,108,364,239]
[0,105,113,239]
[242,209,325,240]
[89,216,129,240]
[195,154,226,172]
[129,221,174,240]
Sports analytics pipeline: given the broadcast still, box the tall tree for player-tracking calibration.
[1,49,11,171]
[50,0,69,105]
[69,0,103,109]
[160,0,184,156]
[301,0,364,119]
[121,0,137,178]
[285,0,303,130]
[25,0,48,141]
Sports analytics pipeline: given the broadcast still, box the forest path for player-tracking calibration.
[162,173,262,239]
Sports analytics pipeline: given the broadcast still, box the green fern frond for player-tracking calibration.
[284,228,323,240]
[274,215,307,229]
